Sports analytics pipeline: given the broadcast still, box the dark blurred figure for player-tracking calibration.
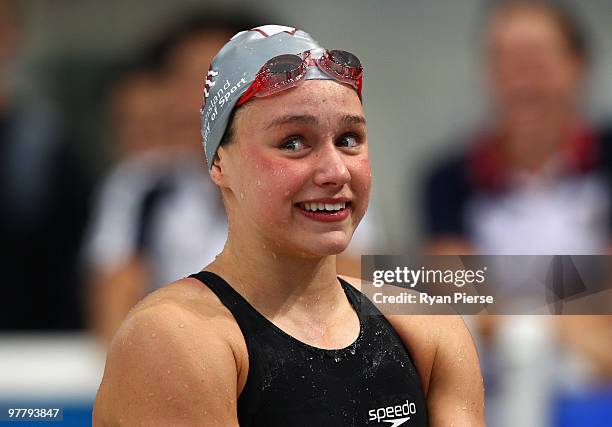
[421,1,612,426]
[424,0,612,255]
[82,14,260,344]
[0,0,91,329]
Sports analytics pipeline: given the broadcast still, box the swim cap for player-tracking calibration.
[200,25,338,168]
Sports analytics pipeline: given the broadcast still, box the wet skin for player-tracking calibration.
[213,79,371,258]
[93,80,485,427]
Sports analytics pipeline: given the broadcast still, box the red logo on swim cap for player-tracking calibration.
[249,25,298,38]
[203,66,219,108]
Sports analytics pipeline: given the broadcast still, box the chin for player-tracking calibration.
[293,232,352,257]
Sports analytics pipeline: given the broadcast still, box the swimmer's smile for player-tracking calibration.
[295,198,352,222]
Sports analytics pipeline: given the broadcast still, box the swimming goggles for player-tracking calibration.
[236,49,363,107]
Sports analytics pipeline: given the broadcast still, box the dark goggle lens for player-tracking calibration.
[319,50,362,83]
[251,54,307,98]
[264,54,304,77]
[328,50,361,68]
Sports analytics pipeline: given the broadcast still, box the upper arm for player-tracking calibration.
[93,302,240,427]
[425,316,485,427]
[388,315,484,427]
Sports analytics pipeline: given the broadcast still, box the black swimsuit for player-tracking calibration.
[189,271,428,426]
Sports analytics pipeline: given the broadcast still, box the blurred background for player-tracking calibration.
[1,0,612,425]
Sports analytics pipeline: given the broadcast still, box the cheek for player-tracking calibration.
[551,63,581,96]
[239,148,308,217]
[350,156,372,204]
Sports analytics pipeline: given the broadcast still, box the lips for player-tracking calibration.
[294,200,352,222]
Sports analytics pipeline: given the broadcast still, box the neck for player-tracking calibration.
[500,112,579,172]
[206,229,345,321]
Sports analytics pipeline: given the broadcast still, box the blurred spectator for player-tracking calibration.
[421,1,612,426]
[423,0,612,256]
[107,68,167,157]
[0,0,92,329]
[82,13,252,344]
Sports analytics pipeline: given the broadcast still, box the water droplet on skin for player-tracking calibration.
[179,323,185,328]
[150,333,157,338]
[456,347,465,361]
[167,395,174,401]
[272,253,277,259]
[257,179,261,186]
[167,370,171,374]
[240,192,245,200]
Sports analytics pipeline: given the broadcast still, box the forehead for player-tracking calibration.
[489,5,565,44]
[240,80,364,126]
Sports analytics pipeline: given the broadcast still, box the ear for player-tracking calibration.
[209,146,230,188]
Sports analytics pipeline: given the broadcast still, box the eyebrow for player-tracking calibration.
[341,114,366,126]
[264,114,366,130]
[265,115,318,130]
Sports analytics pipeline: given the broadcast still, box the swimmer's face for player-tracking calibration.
[212,80,370,257]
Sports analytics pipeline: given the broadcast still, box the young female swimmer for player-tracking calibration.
[93,26,485,426]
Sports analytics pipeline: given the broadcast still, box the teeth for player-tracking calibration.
[300,202,347,212]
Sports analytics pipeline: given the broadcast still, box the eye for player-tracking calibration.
[280,136,308,152]
[336,133,361,148]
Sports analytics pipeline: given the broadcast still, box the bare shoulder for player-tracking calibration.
[93,277,245,426]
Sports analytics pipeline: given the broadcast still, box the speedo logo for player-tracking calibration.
[368,400,417,426]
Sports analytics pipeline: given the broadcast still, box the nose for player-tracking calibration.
[313,142,351,188]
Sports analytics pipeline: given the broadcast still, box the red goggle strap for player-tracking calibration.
[236,78,261,107]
